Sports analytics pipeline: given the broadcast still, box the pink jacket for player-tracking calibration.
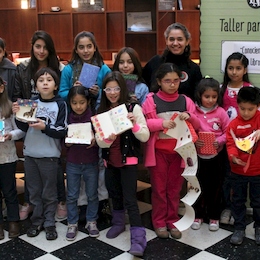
[142,92,200,167]
[194,104,230,154]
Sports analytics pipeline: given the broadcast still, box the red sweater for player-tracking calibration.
[226,110,260,176]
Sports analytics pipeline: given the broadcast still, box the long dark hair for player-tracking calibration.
[98,71,129,113]
[29,30,60,78]
[0,76,12,118]
[0,38,7,58]
[220,52,250,100]
[70,31,104,67]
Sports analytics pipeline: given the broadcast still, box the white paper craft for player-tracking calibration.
[164,113,201,232]
[0,120,4,142]
[91,104,133,139]
[15,99,38,123]
[127,12,152,32]
[65,123,93,145]
[78,63,100,89]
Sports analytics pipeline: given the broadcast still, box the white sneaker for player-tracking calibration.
[209,219,219,231]
[85,221,100,237]
[191,219,203,230]
[220,209,231,224]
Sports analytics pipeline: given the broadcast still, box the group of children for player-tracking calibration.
[0,26,260,257]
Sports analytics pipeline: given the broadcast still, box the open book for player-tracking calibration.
[78,63,100,88]
[65,122,93,144]
[198,132,217,155]
[0,119,4,142]
[15,99,38,123]
[91,104,133,139]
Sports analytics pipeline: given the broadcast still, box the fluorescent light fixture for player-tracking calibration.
[71,0,79,8]
[21,0,29,9]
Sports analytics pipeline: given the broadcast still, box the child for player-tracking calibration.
[191,77,230,231]
[0,77,24,239]
[142,63,200,239]
[226,87,260,245]
[95,71,149,257]
[113,47,149,105]
[14,67,67,240]
[58,31,111,219]
[65,85,99,241]
[220,52,252,225]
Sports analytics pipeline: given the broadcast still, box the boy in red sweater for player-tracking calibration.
[226,87,260,246]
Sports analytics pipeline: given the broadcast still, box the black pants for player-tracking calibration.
[105,164,142,227]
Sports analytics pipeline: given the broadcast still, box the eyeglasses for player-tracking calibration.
[103,86,121,93]
[161,79,180,85]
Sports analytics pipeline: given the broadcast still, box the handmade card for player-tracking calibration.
[198,132,217,155]
[0,119,4,142]
[15,99,38,123]
[65,122,93,144]
[78,63,100,89]
[122,74,138,96]
[91,104,133,139]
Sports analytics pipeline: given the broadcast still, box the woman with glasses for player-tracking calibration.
[142,22,202,101]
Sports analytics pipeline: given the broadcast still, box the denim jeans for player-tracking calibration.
[0,162,19,223]
[66,161,99,224]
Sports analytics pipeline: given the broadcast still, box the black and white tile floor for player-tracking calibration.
[1,173,260,260]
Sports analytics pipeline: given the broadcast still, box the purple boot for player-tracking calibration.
[129,227,147,257]
[106,210,125,238]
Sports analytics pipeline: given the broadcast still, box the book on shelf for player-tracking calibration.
[78,63,100,89]
[91,104,133,139]
[126,12,152,32]
[0,119,4,142]
[122,74,138,96]
[65,122,93,145]
[198,132,217,155]
[158,0,176,11]
[178,0,183,10]
[15,99,38,123]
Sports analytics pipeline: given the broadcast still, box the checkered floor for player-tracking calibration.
[1,172,260,260]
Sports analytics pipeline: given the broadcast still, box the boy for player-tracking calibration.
[226,87,260,245]
[15,67,67,240]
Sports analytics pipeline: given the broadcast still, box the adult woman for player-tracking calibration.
[0,38,16,100]
[142,22,202,101]
[12,30,67,221]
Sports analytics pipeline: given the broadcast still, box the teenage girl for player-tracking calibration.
[65,85,99,241]
[191,77,230,231]
[0,76,24,239]
[142,63,200,239]
[220,52,252,225]
[113,47,148,105]
[95,71,149,257]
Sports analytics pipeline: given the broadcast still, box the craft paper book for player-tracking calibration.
[91,104,133,139]
[198,132,217,155]
[78,63,100,89]
[65,123,93,144]
[122,74,138,96]
[15,99,38,123]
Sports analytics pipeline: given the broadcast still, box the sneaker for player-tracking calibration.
[230,230,245,245]
[45,226,58,240]
[155,227,169,239]
[220,209,231,224]
[209,219,219,231]
[27,224,43,237]
[56,201,67,220]
[66,224,78,241]
[85,221,99,237]
[169,228,182,239]
[19,203,33,221]
[191,218,203,230]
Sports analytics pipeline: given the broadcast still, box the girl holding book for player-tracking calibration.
[65,85,99,241]
[113,47,149,105]
[0,76,25,239]
[191,76,229,231]
[95,71,149,257]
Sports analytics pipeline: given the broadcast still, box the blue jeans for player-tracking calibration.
[66,161,99,224]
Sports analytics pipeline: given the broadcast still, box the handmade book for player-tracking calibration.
[122,74,138,96]
[91,104,133,139]
[15,99,38,123]
[198,132,217,155]
[65,122,93,144]
[0,119,4,142]
[78,63,100,89]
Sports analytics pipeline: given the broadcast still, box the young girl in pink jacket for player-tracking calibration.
[142,63,200,239]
